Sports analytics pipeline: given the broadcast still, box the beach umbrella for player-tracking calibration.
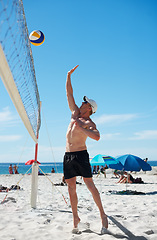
[102,155,124,170]
[90,154,123,169]
[25,159,41,165]
[90,154,106,166]
[116,154,152,172]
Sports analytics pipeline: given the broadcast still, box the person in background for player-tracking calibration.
[92,165,97,174]
[97,165,108,178]
[143,158,148,173]
[9,164,13,174]
[51,168,55,173]
[96,165,100,173]
[118,172,144,184]
[13,164,19,174]
[144,158,148,162]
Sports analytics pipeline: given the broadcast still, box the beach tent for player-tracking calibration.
[90,154,105,166]
[90,154,123,169]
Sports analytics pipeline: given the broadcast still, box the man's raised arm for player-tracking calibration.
[66,65,79,112]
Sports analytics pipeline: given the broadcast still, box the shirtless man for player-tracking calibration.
[63,65,108,233]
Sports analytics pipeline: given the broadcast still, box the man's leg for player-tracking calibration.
[66,177,80,228]
[83,177,108,229]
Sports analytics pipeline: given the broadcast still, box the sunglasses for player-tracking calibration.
[83,101,92,109]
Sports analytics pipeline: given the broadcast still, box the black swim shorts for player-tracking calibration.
[63,150,92,179]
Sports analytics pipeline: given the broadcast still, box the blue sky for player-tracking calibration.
[0,0,157,163]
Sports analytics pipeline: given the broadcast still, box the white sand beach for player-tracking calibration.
[0,168,157,240]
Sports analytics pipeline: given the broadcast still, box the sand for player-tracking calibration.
[0,167,157,240]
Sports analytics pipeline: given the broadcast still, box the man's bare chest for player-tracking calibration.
[71,117,90,129]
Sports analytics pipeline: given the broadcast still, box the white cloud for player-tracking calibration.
[0,107,13,122]
[94,113,138,125]
[0,135,22,142]
[0,107,19,126]
[130,130,157,140]
[91,146,157,160]
[101,132,121,140]
[38,145,65,152]
[100,130,157,141]
[38,145,65,162]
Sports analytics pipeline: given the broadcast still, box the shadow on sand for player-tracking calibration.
[81,216,148,239]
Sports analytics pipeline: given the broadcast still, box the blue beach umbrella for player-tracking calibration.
[102,155,124,170]
[90,154,105,166]
[90,154,123,170]
[116,154,152,172]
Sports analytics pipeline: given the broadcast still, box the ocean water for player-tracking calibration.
[148,161,157,167]
[0,162,63,175]
[0,161,157,175]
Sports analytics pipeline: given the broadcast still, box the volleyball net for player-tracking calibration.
[0,0,41,142]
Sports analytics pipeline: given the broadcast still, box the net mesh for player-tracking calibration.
[0,0,41,138]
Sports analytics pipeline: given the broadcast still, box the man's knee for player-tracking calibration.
[83,178,95,190]
[83,177,93,184]
[66,178,76,192]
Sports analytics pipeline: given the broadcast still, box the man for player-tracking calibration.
[63,65,108,233]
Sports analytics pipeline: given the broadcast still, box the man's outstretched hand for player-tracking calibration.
[68,65,79,75]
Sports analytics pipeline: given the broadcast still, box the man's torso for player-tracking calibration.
[66,116,92,152]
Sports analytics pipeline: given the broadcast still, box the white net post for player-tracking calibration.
[31,162,39,208]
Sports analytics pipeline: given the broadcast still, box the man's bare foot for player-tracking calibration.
[101,213,108,229]
[74,216,81,228]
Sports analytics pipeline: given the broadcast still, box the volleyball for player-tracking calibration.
[29,30,45,46]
